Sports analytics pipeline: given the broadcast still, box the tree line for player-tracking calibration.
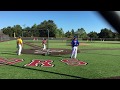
[1,20,120,39]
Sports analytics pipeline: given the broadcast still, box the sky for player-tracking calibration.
[0,11,116,33]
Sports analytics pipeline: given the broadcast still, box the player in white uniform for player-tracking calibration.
[70,37,79,59]
[16,36,23,55]
[42,38,47,50]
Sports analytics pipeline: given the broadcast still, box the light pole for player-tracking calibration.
[22,24,26,37]
[13,32,15,38]
[22,30,23,37]
[47,29,49,55]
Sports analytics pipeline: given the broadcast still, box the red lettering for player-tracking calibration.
[0,58,8,65]
[0,58,23,65]
[61,59,87,66]
[25,60,54,67]
[6,58,23,65]
[25,60,41,66]
[40,60,54,67]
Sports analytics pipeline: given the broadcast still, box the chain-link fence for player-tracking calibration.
[0,34,10,41]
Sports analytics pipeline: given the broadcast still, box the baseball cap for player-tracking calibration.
[19,36,21,38]
[74,36,77,38]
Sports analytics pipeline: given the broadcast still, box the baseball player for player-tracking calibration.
[70,37,79,59]
[42,38,47,50]
[16,36,23,55]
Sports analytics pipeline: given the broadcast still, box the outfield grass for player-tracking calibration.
[0,40,120,79]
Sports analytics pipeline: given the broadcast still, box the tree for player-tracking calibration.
[76,28,87,39]
[98,28,114,38]
[31,23,38,37]
[23,26,31,37]
[88,31,98,39]
[37,20,58,37]
[65,31,72,38]
[113,32,120,39]
[2,26,13,37]
[1,27,8,35]
[71,29,75,37]
[13,25,22,37]
[56,28,64,38]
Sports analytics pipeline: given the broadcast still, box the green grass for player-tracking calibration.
[0,40,120,79]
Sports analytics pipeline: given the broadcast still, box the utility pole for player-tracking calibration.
[22,24,26,37]
[47,29,50,55]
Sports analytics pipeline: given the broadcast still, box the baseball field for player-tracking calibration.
[0,39,120,79]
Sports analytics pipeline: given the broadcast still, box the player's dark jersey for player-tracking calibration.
[71,40,79,47]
